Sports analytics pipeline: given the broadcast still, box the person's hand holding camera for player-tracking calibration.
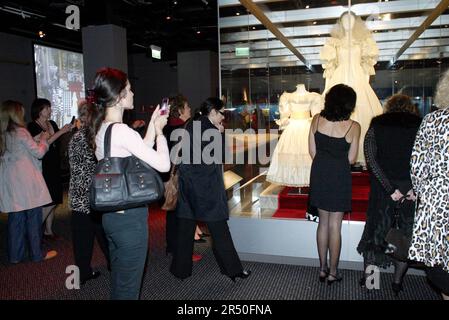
[61,123,73,134]
[154,111,168,136]
[217,122,225,133]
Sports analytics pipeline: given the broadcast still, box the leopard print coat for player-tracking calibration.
[408,108,449,272]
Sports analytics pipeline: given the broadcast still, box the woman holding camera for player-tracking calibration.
[89,68,170,300]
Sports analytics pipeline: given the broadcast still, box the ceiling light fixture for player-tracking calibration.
[38,30,46,38]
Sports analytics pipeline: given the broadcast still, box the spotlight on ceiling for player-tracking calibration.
[38,30,46,38]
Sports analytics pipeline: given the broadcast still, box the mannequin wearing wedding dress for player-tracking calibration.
[267,84,322,187]
[320,11,383,164]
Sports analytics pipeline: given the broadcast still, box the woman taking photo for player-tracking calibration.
[308,84,361,285]
[28,98,73,240]
[0,100,57,263]
[170,97,251,281]
[90,68,170,299]
[163,94,203,262]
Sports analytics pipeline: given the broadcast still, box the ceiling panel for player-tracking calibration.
[219,0,449,69]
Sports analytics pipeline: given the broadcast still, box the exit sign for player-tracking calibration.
[235,47,250,57]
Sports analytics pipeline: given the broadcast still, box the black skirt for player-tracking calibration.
[357,178,415,267]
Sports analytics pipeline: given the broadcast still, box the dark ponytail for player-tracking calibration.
[87,68,128,148]
[199,97,223,116]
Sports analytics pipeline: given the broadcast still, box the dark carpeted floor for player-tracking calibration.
[0,198,442,300]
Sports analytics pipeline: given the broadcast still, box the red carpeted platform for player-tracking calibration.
[273,172,370,221]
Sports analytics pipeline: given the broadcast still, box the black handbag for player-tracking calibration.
[384,197,411,262]
[89,123,164,212]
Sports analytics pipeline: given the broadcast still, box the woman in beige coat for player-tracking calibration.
[0,100,57,263]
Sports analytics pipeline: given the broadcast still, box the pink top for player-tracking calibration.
[95,122,170,173]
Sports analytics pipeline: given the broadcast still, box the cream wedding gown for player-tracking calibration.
[266,89,322,187]
[320,36,383,164]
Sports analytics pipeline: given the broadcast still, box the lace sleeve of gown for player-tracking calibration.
[310,92,324,117]
[320,38,338,80]
[410,114,432,195]
[364,126,395,195]
[361,37,379,76]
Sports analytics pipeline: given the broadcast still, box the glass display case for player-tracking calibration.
[218,0,449,223]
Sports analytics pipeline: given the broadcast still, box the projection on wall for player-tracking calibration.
[34,44,85,128]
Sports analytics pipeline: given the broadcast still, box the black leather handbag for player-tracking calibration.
[89,123,164,212]
[384,197,412,262]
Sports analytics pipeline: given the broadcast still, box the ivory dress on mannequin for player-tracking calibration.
[320,12,383,164]
[267,84,322,187]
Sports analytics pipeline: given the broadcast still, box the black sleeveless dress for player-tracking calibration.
[27,121,63,205]
[309,120,352,212]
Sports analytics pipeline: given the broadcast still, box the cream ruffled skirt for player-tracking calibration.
[266,118,312,187]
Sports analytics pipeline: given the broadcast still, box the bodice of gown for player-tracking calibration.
[336,42,363,80]
[279,91,322,121]
[321,36,378,91]
[288,94,317,112]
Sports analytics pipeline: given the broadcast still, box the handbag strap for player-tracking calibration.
[104,122,119,158]
[169,121,189,175]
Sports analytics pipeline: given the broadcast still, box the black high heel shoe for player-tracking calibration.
[359,276,367,288]
[359,273,371,288]
[229,270,251,282]
[327,273,343,286]
[392,282,403,296]
[80,271,101,285]
[319,268,329,283]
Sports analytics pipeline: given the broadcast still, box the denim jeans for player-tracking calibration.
[8,207,43,263]
[102,206,148,300]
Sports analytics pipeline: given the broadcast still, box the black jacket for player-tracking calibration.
[175,116,228,222]
[365,112,422,194]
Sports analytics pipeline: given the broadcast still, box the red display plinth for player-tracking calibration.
[273,172,370,221]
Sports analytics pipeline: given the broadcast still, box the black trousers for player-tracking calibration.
[170,218,243,279]
[426,265,449,295]
[165,210,177,254]
[71,211,110,281]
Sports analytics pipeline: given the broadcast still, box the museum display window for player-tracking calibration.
[218,0,449,221]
